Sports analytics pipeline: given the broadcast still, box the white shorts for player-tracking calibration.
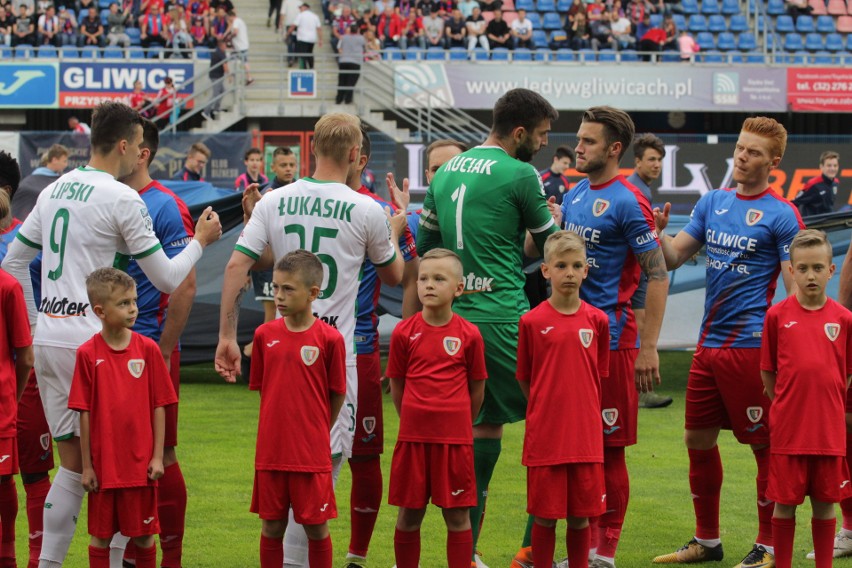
[330,365,357,459]
[33,345,80,441]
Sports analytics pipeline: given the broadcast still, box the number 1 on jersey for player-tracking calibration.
[451,183,466,250]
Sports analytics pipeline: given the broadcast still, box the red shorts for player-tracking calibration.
[526,463,605,519]
[352,351,383,456]
[164,348,180,448]
[0,438,18,476]
[601,349,638,448]
[388,441,476,509]
[767,454,851,505]
[16,372,53,474]
[251,470,337,525]
[685,347,769,445]
[88,486,159,539]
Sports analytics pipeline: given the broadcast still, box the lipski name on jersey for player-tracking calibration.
[277,195,356,222]
[49,181,95,202]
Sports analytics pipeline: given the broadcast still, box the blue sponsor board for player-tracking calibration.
[0,63,59,109]
[59,61,195,108]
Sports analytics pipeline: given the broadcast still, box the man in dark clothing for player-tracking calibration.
[202,38,229,120]
[539,144,574,205]
[77,5,104,46]
[172,142,210,181]
[11,3,36,47]
[794,150,840,217]
[485,8,512,49]
[11,144,68,220]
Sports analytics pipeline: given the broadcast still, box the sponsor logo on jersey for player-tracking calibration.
[746,208,764,226]
[301,346,320,366]
[410,333,422,341]
[705,229,757,252]
[362,416,376,434]
[540,326,554,335]
[140,207,153,232]
[746,406,763,424]
[142,517,154,525]
[714,208,729,215]
[28,531,43,540]
[38,296,90,318]
[635,230,658,246]
[0,455,9,463]
[96,359,104,366]
[579,329,594,348]
[572,195,582,205]
[602,408,618,427]
[784,321,798,328]
[318,314,339,328]
[825,323,841,341]
[40,433,50,451]
[127,359,145,378]
[564,222,601,245]
[443,337,461,356]
[841,480,850,489]
[463,272,494,293]
[320,503,329,512]
[266,340,280,348]
[592,199,610,217]
[451,489,465,496]
[361,434,376,443]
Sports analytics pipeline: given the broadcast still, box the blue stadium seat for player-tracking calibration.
[195,46,211,59]
[804,32,824,50]
[578,48,596,61]
[99,8,109,25]
[98,0,112,7]
[774,15,795,32]
[81,45,100,58]
[744,50,765,63]
[729,14,748,31]
[426,47,446,60]
[513,47,533,60]
[102,47,124,58]
[491,47,510,60]
[556,0,572,10]
[127,46,145,59]
[554,48,575,61]
[14,46,33,58]
[816,15,836,32]
[680,0,700,13]
[756,15,768,32]
[766,0,786,14]
[536,0,556,11]
[765,32,781,50]
[0,46,11,59]
[721,0,740,14]
[688,15,708,31]
[383,47,403,60]
[37,46,57,58]
[650,13,663,27]
[77,9,87,23]
[514,0,535,11]
[661,51,682,61]
[449,47,467,60]
[825,32,844,51]
[60,45,79,58]
[542,12,563,29]
[696,31,716,48]
[404,47,423,60]
[146,45,163,58]
[673,14,687,28]
[708,14,727,31]
[472,47,489,60]
[795,15,815,32]
[620,49,639,61]
[788,50,809,63]
[716,31,736,49]
[737,31,757,50]
[126,28,141,45]
[813,50,835,63]
[701,49,726,62]
[532,29,548,48]
[598,48,617,61]
[783,32,804,51]
[526,12,541,28]
[701,0,721,14]
[533,48,549,60]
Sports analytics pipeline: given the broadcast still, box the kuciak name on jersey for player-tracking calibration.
[277,196,356,222]
[442,155,498,175]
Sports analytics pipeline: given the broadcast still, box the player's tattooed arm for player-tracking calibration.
[635,247,669,392]
[636,248,668,282]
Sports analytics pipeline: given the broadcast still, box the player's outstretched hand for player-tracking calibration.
[215,339,242,383]
[634,346,661,393]
[385,205,406,239]
[82,468,98,493]
[194,206,223,247]
[547,195,563,227]
[387,172,410,212]
[148,457,165,481]
[653,202,672,233]
[242,183,263,218]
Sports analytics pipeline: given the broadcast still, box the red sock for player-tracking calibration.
[308,535,332,568]
[771,517,795,568]
[24,476,50,568]
[812,517,837,568]
[89,545,110,568]
[348,457,382,557]
[598,447,628,558]
[0,477,17,565]
[532,523,556,568]
[589,516,599,551]
[158,462,187,567]
[124,540,137,564]
[260,535,283,568]
[842,451,852,530]
[688,447,723,540]
[135,544,156,568]
[394,528,421,568]
[567,525,591,568]
[753,447,773,547]
[447,528,473,568]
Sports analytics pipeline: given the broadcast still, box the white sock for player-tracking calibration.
[759,544,775,555]
[38,561,62,568]
[346,553,366,560]
[695,537,722,548]
[39,467,84,564]
[331,455,343,487]
[594,554,615,564]
[109,532,131,567]
[283,507,309,567]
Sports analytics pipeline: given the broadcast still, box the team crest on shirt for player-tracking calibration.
[579,329,594,348]
[592,199,610,217]
[127,359,145,378]
[602,408,619,426]
[39,433,50,451]
[139,207,153,232]
[362,416,376,434]
[745,209,764,226]
[746,406,763,424]
[443,337,461,356]
[301,346,320,366]
[825,323,841,341]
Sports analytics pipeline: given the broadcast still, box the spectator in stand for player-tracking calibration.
[364,27,380,58]
[130,80,153,118]
[785,0,812,17]
[350,0,372,16]
[793,151,841,217]
[376,4,402,47]
[510,8,533,48]
[399,9,424,48]
[478,0,500,11]
[0,5,11,46]
[166,6,192,56]
[267,0,280,29]
[77,4,104,46]
[396,0,413,16]
[676,28,697,59]
[638,18,665,59]
[422,5,443,47]
[485,7,511,49]
[590,10,616,49]
[68,115,90,132]
[289,2,322,69]
[465,4,486,50]
[444,7,465,47]
[279,0,300,62]
[627,0,650,25]
[202,37,228,120]
[336,24,364,104]
[56,6,77,45]
[105,1,131,47]
[140,0,165,14]
[331,4,355,51]
[228,9,254,83]
[11,3,35,47]
[36,4,59,45]
[566,0,584,25]
[139,2,169,51]
[153,75,177,127]
[586,0,604,20]
[189,0,210,17]
[11,144,68,220]
[209,4,228,46]
[610,9,634,48]
[570,10,590,48]
[457,0,476,17]
[173,142,210,181]
[189,11,208,45]
[662,13,677,49]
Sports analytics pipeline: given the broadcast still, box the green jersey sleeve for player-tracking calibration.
[416,183,444,255]
[515,165,558,253]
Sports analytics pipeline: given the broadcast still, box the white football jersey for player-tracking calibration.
[16,167,162,348]
[236,177,396,366]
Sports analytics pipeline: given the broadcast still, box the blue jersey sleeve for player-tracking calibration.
[154,200,193,259]
[773,207,804,262]
[682,191,711,244]
[620,194,660,256]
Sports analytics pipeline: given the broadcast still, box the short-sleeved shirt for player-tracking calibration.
[511,17,532,36]
[386,313,487,445]
[249,319,346,472]
[126,181,195,342]
[485,18,509,36]
[517,301,609,466]
[354,186,417,355]
[235,177,397,367]
[0,269,32,438]
[417,146,557,323]
[68,332,178,489]
[294,9,321,42]
[761,296,852,456]
[560,175,660,350]
[11,167,164,350]
[682,187,804,348]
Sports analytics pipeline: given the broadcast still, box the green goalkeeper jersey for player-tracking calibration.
[417,145,557,323]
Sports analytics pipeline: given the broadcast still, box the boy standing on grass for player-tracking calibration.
[69,268,177,568]
[761,229,852,568]
[387,248,487,568]
[249,250,346,568]
[517,230,610,568]
[235,148,270,192]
